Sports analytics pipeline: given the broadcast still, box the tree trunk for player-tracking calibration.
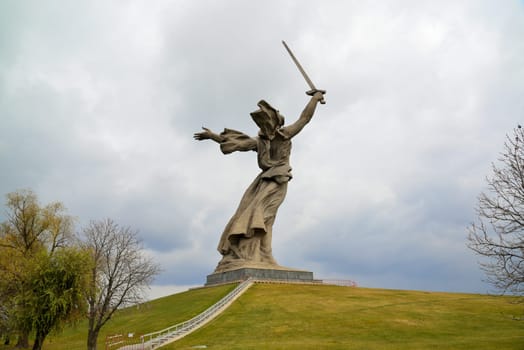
[15,331,29,348]
[87,328,100,350]
[31,331,46,350]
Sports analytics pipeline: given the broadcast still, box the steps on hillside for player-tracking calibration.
[126,278,254,349]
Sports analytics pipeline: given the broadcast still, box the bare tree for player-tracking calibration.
[468,126,524,296]
[82,219,161,350]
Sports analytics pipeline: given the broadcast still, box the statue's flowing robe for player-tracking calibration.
[215,128,293,269]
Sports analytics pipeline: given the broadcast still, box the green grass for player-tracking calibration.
[0,283,236,350]
[168,284,524,350]
[1,283,523,349]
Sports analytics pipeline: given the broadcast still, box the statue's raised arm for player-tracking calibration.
[281,89,325,139]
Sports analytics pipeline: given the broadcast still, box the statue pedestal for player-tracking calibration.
[205,267,316,286]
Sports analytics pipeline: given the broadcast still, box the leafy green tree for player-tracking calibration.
[0,190,73,254]
[0,189,76,348]
[0,242,31,348]
[28,248,90,350]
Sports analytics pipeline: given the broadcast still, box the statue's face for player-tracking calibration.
[251,110,277,139]
[250,100,282,139]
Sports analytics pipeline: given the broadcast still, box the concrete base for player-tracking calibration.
[206,267,315,286]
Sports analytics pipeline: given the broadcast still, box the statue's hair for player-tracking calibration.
[251,100,284,131]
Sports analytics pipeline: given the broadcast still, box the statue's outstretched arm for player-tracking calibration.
[194,127,224,143]
[282,90,325,138]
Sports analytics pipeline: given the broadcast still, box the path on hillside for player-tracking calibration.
[118,278,255,350]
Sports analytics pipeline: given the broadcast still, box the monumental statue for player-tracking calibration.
[194,41,326,275]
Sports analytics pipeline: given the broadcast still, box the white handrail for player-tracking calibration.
[130,278,254,349]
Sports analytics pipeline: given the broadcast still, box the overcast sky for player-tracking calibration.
[1,0,524,298]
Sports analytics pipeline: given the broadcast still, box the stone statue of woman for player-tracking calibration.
[194,89,325,273]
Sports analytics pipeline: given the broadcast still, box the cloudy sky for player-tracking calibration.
[1,0,524,298]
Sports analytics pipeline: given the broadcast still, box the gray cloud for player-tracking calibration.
[1,0,523,294]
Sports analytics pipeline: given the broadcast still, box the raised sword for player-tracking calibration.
[282,40,326,104]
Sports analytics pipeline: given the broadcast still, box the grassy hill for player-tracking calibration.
[43,283,236,350]
[169,283,524,350]
[2,283,523,349]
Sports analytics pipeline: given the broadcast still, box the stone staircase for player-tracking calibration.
[122,278,254,349]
